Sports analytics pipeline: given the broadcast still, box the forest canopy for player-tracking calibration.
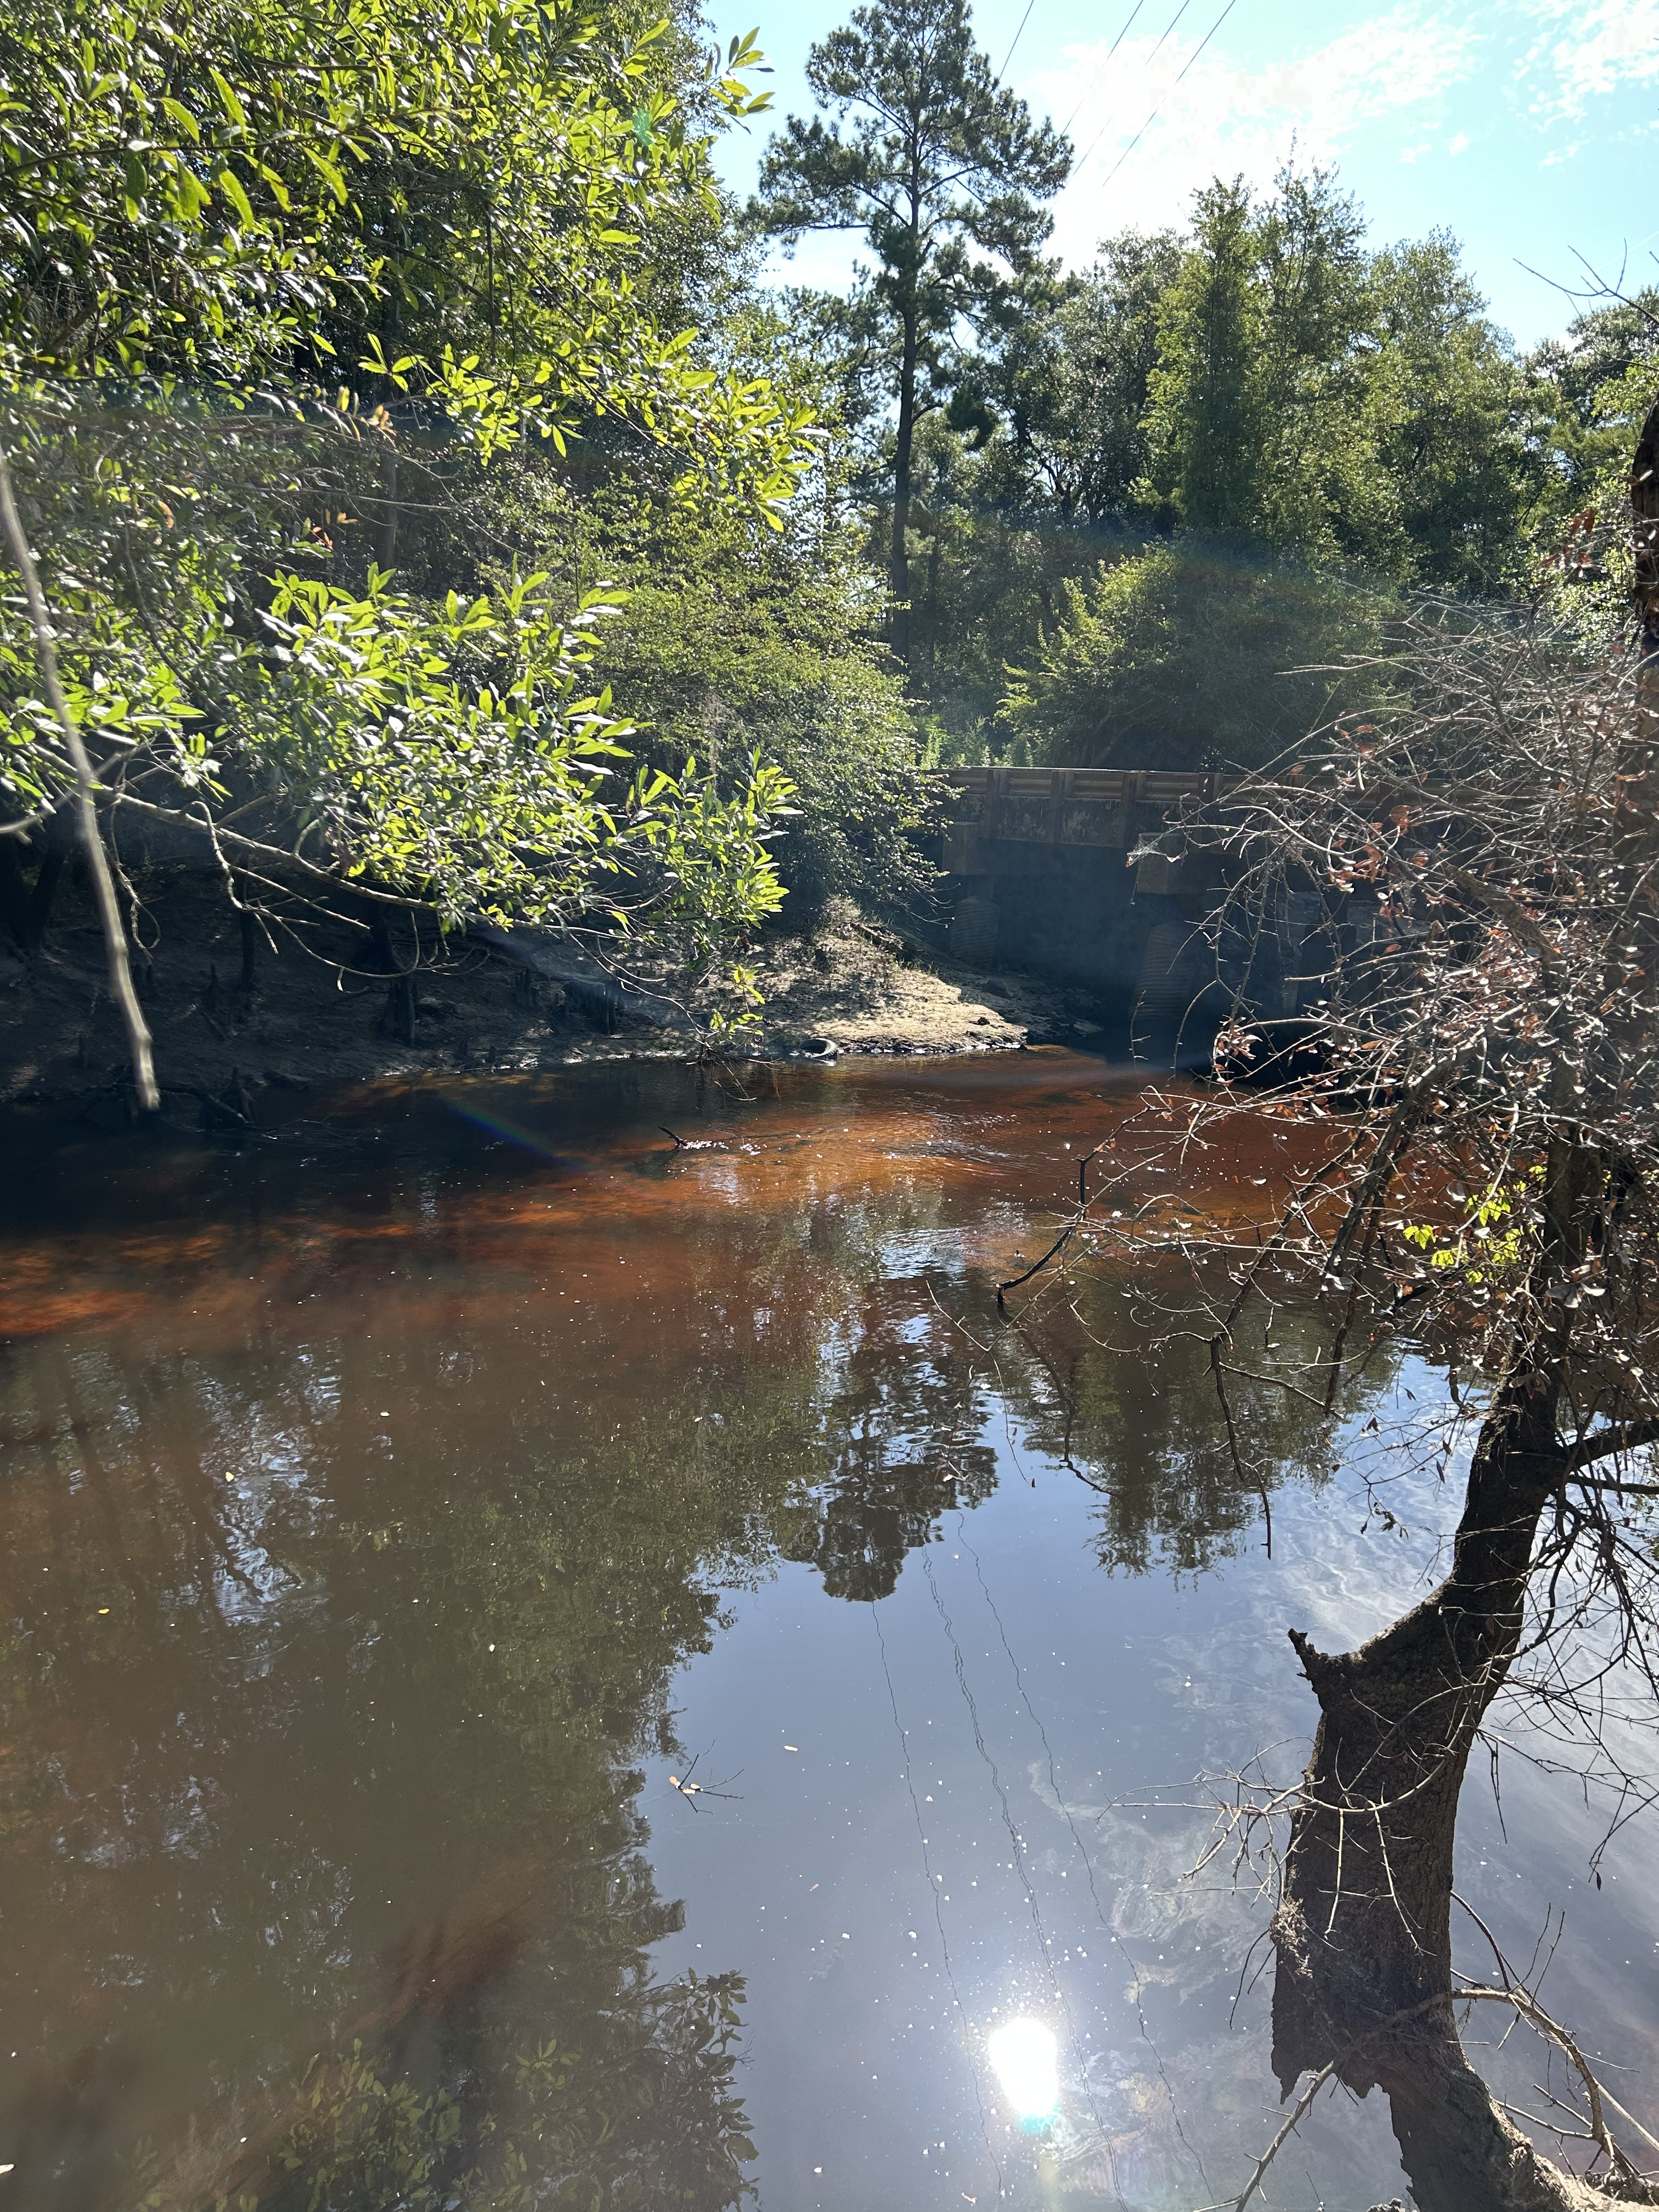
[895,173,1655,766]
[3,0,1657,1090]
[751,66,1656,767]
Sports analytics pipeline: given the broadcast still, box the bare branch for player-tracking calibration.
[0,443,157,1108]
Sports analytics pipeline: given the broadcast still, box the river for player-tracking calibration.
[2,1052,1655,2210]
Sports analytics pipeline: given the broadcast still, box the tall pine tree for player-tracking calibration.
[1141,176,1262,533]
[753,0,1069,664]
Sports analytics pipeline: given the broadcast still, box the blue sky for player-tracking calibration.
[709,0,1659,348]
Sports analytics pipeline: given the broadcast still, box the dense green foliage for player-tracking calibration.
[748,59,1652,772]
[883,165,1551,760]
[1137,173,1532,583]
[6,0,1656,991]
[486,314,935,920]
[1530,287,1659,518]
[999,540,1396,771]
[589,523,929,914]
[0,0,823,1006]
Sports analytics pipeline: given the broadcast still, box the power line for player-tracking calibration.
[1175,0,1242,80]
[922,1554,1065,2011]
[870,1599,1004,2201]
[1141,0,1195,75]
[995,0,1037,82]
[957,1513,1216,2196]
[1059,0,1150,134]
[1073,0,1243,182]
[1077,100,1153,182]
[1070,0,1186,171]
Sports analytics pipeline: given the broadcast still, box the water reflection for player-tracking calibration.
[1,1342,772,2209]
[0,1060,1358,2210]
[775,1291,999,1602]
[987,2019,1059,2125]
[2,1058,1650,2209]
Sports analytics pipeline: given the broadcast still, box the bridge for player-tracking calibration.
[936,767,1256,1036]
[941,766,1238,874]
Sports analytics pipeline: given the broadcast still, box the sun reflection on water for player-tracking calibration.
[988,2018,1059,2126]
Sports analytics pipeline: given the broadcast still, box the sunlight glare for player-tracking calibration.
[988,2017,1059,2121]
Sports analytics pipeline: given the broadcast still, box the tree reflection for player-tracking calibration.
[0,1066,1414,2211]
[772,1280,999,1600]
[997,1284,1380,1577]
[771,1262,1382,1599]
[0,1324,780,2212]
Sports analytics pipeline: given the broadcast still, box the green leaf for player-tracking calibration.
[304,145,348,205]
[206,65,247,128]
[215,163,255,227]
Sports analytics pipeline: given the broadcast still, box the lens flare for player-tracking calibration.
[442,1094,577,1168]
[988,2018,1059,2122]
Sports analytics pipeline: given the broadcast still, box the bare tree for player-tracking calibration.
[1005,400,1659,2209]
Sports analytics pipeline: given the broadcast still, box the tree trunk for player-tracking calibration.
[0,835,33,946]
[890,307,918,668]
[1268,1363,1602,2210]
[374,195,403,576]
[376,442,399,574]
[1260,379,1659,2212]
[923,526,941,692]
[0,815,74,951]
[368,901,398,974]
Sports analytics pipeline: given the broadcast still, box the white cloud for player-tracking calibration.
[1521,0,1659,117]
[1447,131,1471,155]
[1399,140,1432,163]
[1035,7,1478,263]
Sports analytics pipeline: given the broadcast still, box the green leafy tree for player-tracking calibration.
[1526,288,1659,548]
[1142,177,1263,534]
[1353,234,1536,588]
[978,233,1184,525]
[592,554,928,918]
[903,414,1068,746]
[1141,173,1532,586]
[751,0,1069,663]
[481,304,934,922]
[900,233,1181,741]
[0,0,821,1096]
[1249,168,1371,550]
[998,538,1395,770]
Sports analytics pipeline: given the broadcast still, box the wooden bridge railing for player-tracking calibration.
[941,766,1242,868]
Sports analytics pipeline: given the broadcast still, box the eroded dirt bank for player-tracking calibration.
[1,871,1102,1130]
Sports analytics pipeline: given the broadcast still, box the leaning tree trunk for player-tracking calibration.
[1271,1112,1622,2207]
[1267,1359,1599,2210]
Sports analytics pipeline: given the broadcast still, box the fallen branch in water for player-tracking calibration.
[667,1751,743,1808]
[996,1147,1101,1310]
[658,1126,729,1152]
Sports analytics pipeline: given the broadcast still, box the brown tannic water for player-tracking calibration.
[2,1053,1656,2211]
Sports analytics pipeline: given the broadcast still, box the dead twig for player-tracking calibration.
[996,1144,1103,1309]
[666,1752,743,1808]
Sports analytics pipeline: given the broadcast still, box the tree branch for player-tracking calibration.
[1566,1417,1659,1472]
[0,445,159,1109]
